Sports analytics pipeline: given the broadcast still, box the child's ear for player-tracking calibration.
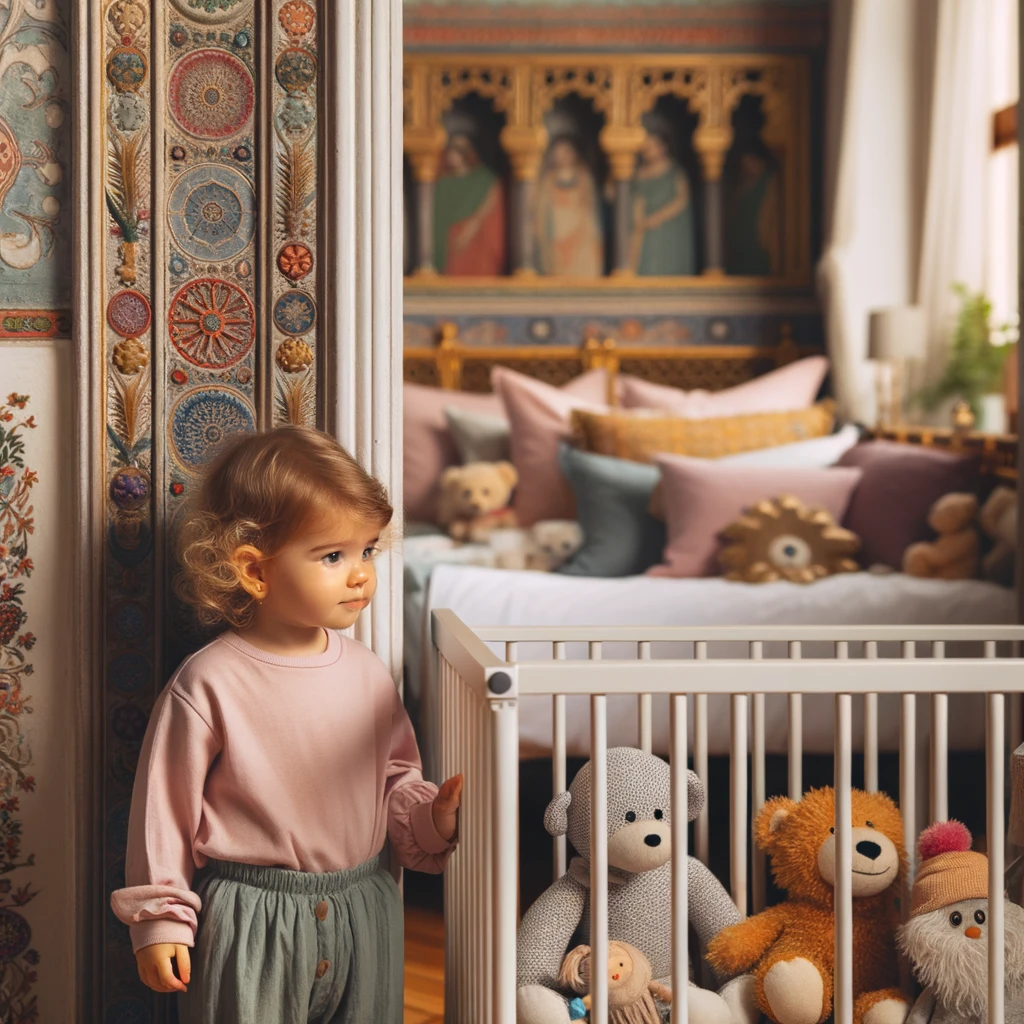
[754,796,796,852]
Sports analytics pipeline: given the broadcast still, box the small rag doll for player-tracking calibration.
[109,426,462,1024]
[897,820,1024,1024]
[559,940,673,1024]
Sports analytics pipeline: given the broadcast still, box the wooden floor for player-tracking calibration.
[404,905,444,1024]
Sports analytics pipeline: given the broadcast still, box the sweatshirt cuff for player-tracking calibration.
[410,797,456,855]
[130,918,195,954]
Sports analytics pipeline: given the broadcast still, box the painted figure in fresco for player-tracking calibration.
[534,136,603,278]
[724,145,783,276]
[432,132,506,276]
[629,132,697,276]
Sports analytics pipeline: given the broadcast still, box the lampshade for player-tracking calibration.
[868,306,927,361]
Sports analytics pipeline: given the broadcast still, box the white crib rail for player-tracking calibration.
[432,612,1024,1024]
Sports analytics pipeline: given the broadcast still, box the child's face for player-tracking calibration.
[260,510,381,632]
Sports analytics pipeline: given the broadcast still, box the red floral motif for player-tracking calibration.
[277,243,313,282]
[168,278,255,369]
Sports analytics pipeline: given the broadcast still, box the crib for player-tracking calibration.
[432,609,1024,1024]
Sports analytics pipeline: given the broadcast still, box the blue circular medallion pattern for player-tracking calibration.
[170,387,255,472]
[0,908,31,962]
[168,164,255,261]
[109,601,150,643]
[275,47,317,94]
[273,290,316,336]
[108,651,151,693]
[104,998,150,1024]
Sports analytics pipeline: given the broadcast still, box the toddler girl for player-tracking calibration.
[110,426,461,1024]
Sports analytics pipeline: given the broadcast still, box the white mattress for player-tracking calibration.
[414,565,1015,775]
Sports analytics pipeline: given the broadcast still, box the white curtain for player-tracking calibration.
[818,0,993,423]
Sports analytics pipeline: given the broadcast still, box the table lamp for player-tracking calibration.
[868,306,926,428]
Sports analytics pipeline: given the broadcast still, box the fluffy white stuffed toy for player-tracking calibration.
[492,521,583,572]
[897,820,1024,1024]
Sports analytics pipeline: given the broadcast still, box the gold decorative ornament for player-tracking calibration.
[275,338,314,373]
[718,494,861,584]
[112,337,148,375]
[108,0,147,39]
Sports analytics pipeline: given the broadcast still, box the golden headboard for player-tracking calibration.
[403,323,814,405]
[403,325,1018,482]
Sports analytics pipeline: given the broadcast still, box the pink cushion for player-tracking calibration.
[648,453,863,578]
[620,356,829,418]
[404,369,611,524]
[492,367,612,526]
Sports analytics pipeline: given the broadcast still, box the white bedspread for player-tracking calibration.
[414,566,1015,774]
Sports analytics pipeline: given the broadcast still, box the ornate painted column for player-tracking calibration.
[404,126,446,275]
[694,68,733,276]
[500,124,547,276]
[599,125,645,276]
[76,0,404,1017]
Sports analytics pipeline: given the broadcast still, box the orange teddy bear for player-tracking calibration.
[706,788,909,1024]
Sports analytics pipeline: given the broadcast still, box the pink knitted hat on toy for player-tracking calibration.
[910,820,988,918]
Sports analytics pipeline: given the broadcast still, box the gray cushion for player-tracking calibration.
[556,444,666,578]
[443,405,510,464]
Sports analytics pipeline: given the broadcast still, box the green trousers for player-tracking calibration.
[178,854,403,1024]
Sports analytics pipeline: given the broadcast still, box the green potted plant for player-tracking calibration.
[919,283,1016,432]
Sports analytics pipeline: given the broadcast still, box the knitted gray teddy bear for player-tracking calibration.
[516,747,742,1024]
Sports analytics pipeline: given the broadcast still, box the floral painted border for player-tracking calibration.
[0,313,71,339]
[0,394,40,1024]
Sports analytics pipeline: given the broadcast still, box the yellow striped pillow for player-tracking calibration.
[570,401,836,463]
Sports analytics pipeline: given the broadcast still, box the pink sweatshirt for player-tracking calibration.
[110,629,453,952]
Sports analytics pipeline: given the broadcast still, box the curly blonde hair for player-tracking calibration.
[175,425,393,629]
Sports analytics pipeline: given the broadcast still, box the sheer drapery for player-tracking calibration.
[818,0,997,424]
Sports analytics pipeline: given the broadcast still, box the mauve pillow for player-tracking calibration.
[404,384,502,523]
[404,369,611,524]
[648,454,863,578]
[620,356,829,417]
[492,367,613,525]
[836,442,982,569]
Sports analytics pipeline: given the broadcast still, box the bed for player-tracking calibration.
[401,327,1020,778]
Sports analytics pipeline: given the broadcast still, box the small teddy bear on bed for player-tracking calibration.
[438,460,518,542]
[897,819,1024,1024]
[559,940,672,1024]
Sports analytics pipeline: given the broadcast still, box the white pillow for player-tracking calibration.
[719,423,862,468]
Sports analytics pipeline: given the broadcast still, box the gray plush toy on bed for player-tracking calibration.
[516,747,745,1024]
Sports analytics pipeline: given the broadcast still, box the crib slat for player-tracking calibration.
[834,692,854,1024]
[988,690,1005,1024]
[900,642,917,891]
[591,693,609,1024]
[694,645,710,866]
[494,693,519,1023]
[930,642,948,823]
[864,642,879,794]
[731,693,748,917]
[788,642,802,800]
[639,641,653,754]
[553,641,567,881]
[751,642,766,914]
[671,693,689,1024]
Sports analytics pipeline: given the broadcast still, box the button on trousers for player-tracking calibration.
[178,854,403,1024]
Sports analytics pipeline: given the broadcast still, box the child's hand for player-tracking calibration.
[136,942,191,993]
[432,774,463,842]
